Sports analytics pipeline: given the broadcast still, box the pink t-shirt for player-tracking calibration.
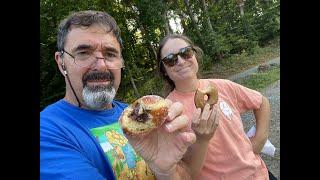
[167,79,269,180]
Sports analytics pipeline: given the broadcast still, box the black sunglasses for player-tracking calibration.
[161,46,196,67]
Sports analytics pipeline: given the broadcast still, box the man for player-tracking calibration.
[40,10,196,180]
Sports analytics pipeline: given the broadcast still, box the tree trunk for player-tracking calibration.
[240,6,244,16]
[162,3,172,35]
[121,18,140,98]
[200,0,214,33]
[183,0,205,48]
[126,66,140,97]
[237,0,245,17]
[177,10,188,32]
[128,4,158,60]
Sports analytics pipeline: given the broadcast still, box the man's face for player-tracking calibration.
[59,24,122,110]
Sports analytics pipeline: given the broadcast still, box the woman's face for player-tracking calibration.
[161,38,199,83]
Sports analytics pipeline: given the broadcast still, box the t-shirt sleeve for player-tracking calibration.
[225,80,263,114]
[40,122,107,180]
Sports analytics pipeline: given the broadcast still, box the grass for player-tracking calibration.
[201,38,280,79]
[235,66,280,91]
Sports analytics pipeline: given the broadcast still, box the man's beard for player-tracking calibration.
[82,72,116,110]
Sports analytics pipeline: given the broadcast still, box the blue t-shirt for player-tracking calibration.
[40,99,129,180]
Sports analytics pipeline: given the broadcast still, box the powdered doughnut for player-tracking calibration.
[194,84,218,110]
[120,95,169,136]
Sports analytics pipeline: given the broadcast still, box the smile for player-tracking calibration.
[87,79,110,82]
[176,65,191,72]
[86,80,111,86]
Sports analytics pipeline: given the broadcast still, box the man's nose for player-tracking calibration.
[91,51,108,70]
[92,57,108,71]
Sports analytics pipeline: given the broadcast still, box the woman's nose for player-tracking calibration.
[176,55,185,65]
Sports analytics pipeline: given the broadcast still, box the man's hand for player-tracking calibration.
[124,100,196,177]
[191,103,220,141]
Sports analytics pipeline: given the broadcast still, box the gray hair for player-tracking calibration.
[57,10,123,52]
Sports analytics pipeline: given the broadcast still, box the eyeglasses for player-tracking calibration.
[161,46,196,67]
[61,49,124,69]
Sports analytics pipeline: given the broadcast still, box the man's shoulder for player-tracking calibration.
[41,100,59,115]
[40,100,73,131]
[40,100,67,120]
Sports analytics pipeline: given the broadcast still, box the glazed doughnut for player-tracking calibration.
[120,95,169,136]
[194,84,218,110]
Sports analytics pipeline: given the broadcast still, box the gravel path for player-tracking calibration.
[241,80,280,179]
[228,57,280,81]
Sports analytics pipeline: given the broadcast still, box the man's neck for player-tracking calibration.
[64,94,80,106]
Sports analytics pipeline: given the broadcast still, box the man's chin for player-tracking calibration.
[82,86,116,110]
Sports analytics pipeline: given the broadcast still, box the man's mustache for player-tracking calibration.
[82,72,114,85]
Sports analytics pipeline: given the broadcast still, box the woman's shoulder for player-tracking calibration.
[203,78,231,82]
[202,78,235,87]
[201,79,242,96]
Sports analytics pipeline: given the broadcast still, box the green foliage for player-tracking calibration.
[199,54,214,72]
[236,65,280,91]
[139,76,165,97]
[40,0,280,110]
[201,39,279,79]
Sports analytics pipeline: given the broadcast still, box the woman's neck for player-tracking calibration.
[174,78,199,93]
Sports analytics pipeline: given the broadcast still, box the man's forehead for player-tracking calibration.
[66,26,120,51]
[70,24,111,34]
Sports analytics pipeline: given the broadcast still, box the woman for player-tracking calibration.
[157,34,276,180]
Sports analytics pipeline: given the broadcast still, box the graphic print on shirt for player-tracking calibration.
[219,101,233,120]
[90,123,155,180]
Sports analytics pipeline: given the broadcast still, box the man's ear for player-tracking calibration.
[55,51,67,76]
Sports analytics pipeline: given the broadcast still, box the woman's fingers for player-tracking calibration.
[192,103,220,136]
[206,106,215,131]
[192,108,201,124]
[210,107,219,132]
[198,103,211,130]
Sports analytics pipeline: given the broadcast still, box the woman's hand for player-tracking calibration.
[191,103,220,141]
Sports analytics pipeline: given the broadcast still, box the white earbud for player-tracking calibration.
[61,60,67,75]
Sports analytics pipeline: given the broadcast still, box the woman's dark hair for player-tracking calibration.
[156,34,203,96]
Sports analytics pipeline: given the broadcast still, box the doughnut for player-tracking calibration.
[194,84,218,110]
[120,95,169,136]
